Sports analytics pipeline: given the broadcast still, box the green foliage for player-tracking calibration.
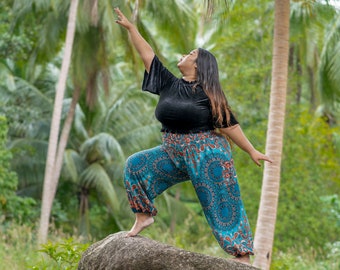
[234,106,340,256]
[271,241,340,270]
[32,238,89,270]
[0,115,37,225]
[318,13,340,117]
[0,223,90,270]
[321,194,340,226]
[212,0,274,122]
[0,224,38,270]
[274,107,340,251]
[0,0,34,64]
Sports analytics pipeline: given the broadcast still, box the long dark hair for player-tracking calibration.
[196,48,231,127]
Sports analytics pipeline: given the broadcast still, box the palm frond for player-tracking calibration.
[62,98,88,141]
[80,132,125,164]
[9,138,48,197]
[318,14,340,113]
[160,190,196,221]
[12,0,68,65]
[141,0,197,54]
[117,123,161,155]
[203,0,231,20]
[79,163,120,213]
[61,149,87,183]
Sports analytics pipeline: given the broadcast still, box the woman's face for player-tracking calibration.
[177,49,198,70]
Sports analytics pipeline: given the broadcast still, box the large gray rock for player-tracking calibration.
[78,231,259,270]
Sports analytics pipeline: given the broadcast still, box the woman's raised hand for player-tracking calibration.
[113,7,154,72]
[114,7,133,30]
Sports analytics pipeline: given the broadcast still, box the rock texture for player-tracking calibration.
[78,232,259,270]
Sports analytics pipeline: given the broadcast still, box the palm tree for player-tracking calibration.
[289,1,339,113]
[253,0,290,269]
[38,0,79,245]
[62,133,124,238]
[0,64,55,199]
[318,12,340,125]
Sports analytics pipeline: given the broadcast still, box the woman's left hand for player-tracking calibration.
[249,149,273,167]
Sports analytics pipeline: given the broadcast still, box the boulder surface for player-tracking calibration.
[78,232,259,270]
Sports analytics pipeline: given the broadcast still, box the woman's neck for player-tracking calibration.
[182,75,196,83]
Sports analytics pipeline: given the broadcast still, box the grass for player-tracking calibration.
[0,222,339,270]
[0,224,38,270]
[271,243,340,270]
[0,224,89,270]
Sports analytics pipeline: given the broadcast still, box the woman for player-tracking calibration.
[114,7,272,264]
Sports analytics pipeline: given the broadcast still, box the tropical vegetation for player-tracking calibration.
[0,0,339,269]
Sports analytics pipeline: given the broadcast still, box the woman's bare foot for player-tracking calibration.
[126,213,154,237]
[232,254,250,265]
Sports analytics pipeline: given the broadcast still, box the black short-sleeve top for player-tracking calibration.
[142,56,238,133]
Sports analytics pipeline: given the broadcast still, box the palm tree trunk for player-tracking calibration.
[253,0,290,269]
[79,187,90,239]
[38,0,79,245]
[53,86,81,185]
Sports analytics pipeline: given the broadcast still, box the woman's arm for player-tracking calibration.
[220,125,272,166]
[114,7,155,72]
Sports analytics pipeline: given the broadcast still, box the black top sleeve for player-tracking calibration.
[215,109,239,128]
[142,56,175,95]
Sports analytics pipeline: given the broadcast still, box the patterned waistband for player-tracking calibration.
[161,130,226,146]
[162,130,213,139]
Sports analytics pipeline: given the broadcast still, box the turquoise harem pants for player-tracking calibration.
[123,131,254,256]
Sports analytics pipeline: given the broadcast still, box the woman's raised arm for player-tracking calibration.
[114,7,155,72]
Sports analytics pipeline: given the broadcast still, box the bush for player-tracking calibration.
[32,238,90,270]
[0,115,37,226]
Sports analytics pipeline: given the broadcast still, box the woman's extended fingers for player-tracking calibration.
[114,7,124,23]
[114,7,132,28]
[251,151,273,167]
[264,156,273,163]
